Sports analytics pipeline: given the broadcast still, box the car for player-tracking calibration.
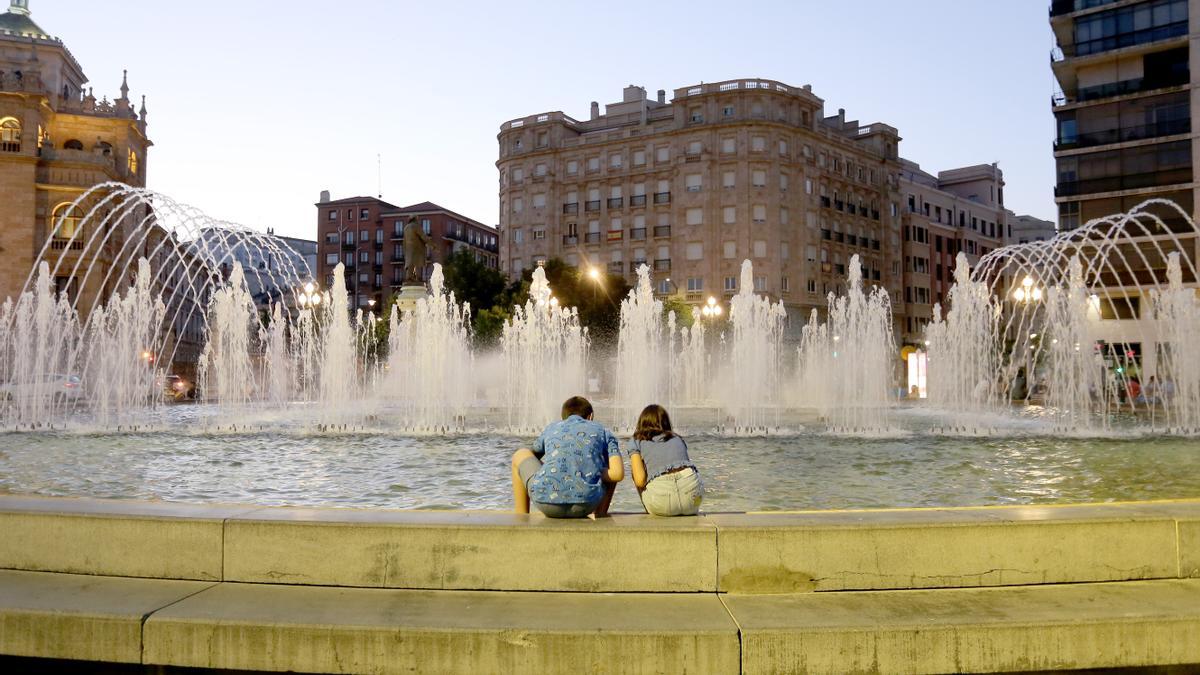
[163,375,196,402]
[0,374,83,405]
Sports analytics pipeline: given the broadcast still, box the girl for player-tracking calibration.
[629,404,702,516]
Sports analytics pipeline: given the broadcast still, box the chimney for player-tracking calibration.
[838,108,846,125]
[803,84,812,92]
[657,89,666,104]
[319,190,330,203]
[590,101,599,120]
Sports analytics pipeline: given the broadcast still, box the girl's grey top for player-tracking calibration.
[629,434,696,482]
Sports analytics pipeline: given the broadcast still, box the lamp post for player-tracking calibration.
[1010,275,1043,400]
[587,266,602,303]
[297,281,323,312]
[700,295,723,320]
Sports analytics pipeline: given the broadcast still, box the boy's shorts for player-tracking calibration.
[517,455,599,519]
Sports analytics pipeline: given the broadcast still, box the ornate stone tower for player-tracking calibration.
[0,0,152,307]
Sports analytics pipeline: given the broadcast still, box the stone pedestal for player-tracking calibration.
[394,284,427,313]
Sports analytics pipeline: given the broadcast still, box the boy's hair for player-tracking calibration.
[633,404,675,441]
[561,396,593,420]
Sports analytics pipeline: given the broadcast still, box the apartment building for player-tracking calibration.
[496,80,906,335]
[1052,0,1194,228]
[1005,213,1058,245]
[314,193,499,309]
[897,162,1007,344]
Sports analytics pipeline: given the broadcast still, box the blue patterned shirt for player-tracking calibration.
[529,415,621,505]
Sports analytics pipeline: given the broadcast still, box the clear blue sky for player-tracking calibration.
[34,0,1057,239]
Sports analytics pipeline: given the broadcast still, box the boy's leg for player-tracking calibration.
[592,479,618,518]
[511,449,538,514]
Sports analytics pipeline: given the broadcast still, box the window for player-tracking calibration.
[781,242,789,259]
[722,105,735,117]
[360,251,369,263]
[533,229,546,240]
[724,241,736,258]
[535,163,547,176]
[689,107,704,123]
[807,279,816,293]
[723,206,737,225]
[778,140,788,156]
[325,253,338,265]
[686,243,703,260]
[127,149,139,175]
[327,210,337,221]
[806,245,817,262]
[751,136,765,152]
[609,154,622,168]
[754,240,767,257]
[360,209,370,220]
[753,205,766,223]
[687,277,704,292]
[512,229,523,244]
[346,231,356,245]
[532,194,546,208]
[656,146,669,163]
[513,168,524,182]
[376,229,383,243]
[752,170,766,187]
[0,117,20,153]
[687,140,702,155]
[325,232,340,244]
[724,276,737,292]
[633,150,645,166]
[657,280,672,294]
[588,157,600,172]
[421,219,431,235]
[513,197,523,213]
[781,277,790,293]
[721,137,736,154]
[780,208,789,225]
[685,174,702,192]
[536,131,548,148]
[780,173,789,191]
[686,208,703,226]
[567,160,579,175]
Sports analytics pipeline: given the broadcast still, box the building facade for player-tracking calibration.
[314,193,499,309]
[897,161,1007,344]
[1005,213,1057,245]
[0,0,151,306]
[1051,0,1200,380]
[497,80,907,335]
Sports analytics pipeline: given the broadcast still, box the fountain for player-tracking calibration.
[1,186,1200,513]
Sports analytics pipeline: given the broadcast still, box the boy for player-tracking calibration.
[511,396,624,518]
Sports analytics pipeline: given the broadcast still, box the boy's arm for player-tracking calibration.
[532,432,546,459]
[602,431,624,483]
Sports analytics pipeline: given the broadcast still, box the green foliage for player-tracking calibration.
[474,306,510,349]
[661,295,695,330]
[441,250,508,320]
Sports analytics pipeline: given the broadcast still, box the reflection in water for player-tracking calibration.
[1,409,1197,512]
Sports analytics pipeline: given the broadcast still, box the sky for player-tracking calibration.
[31,0,1058,240]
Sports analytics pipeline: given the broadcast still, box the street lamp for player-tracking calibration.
[700,295,723,319]
[1012,275,1043,303]
[297,281,323,309]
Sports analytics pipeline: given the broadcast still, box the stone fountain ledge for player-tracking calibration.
[0,495,1198,673]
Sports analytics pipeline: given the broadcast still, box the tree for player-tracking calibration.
[441,250,508,319]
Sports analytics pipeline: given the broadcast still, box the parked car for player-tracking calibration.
[163,375,196,402]
[0,374,83,404]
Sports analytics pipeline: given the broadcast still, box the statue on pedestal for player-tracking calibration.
[402,215,432,285]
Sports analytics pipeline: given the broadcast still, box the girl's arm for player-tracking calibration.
[630,453,647,490]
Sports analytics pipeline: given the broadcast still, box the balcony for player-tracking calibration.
[653,192,671,205]
[563,203,579,214]
[821,229,832,240]
[630,194,647,207]
[585,232,602,244]
[1055,167,1193,197]
[654,259,671,272]
[1050,0,1119,17]
[562,235,579,246]
[834,200,845,212]
[820,196,831,208]
[608,197,624,209]
[858,206,869,217]
[1055,21,1187,60]
[871,210,880,221]
[585,200,601,212]
[607,262,624,274]
[392,255,404,263]
[50,238,84,251]
[392,229,403,240]
[629,228,647,241]
[653,225,672,238]
[1067,72,1190,105]
[630,259,647,273]
[1055,119,1190,150]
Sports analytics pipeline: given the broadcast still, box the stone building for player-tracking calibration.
[0,0,151,307]
[314,193,499,309]
[497,79,907,335]
[896,161,1008,345]
[1004,213,1057,245]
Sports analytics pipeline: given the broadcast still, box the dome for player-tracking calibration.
[0,2,49,40]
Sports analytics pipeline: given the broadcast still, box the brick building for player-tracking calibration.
[314,193,499,309]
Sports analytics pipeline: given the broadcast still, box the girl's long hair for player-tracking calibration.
[633,404,676,441]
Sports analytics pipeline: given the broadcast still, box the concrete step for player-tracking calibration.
[0,495,1197,594]
[727,578,1200,674]
[0,569,213,664]
[3,570,1199,673]
[143,582,740,674]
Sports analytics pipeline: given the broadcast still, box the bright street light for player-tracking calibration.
[587,267,601,282]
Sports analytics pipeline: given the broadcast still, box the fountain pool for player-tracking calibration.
[1,403,1198,512]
